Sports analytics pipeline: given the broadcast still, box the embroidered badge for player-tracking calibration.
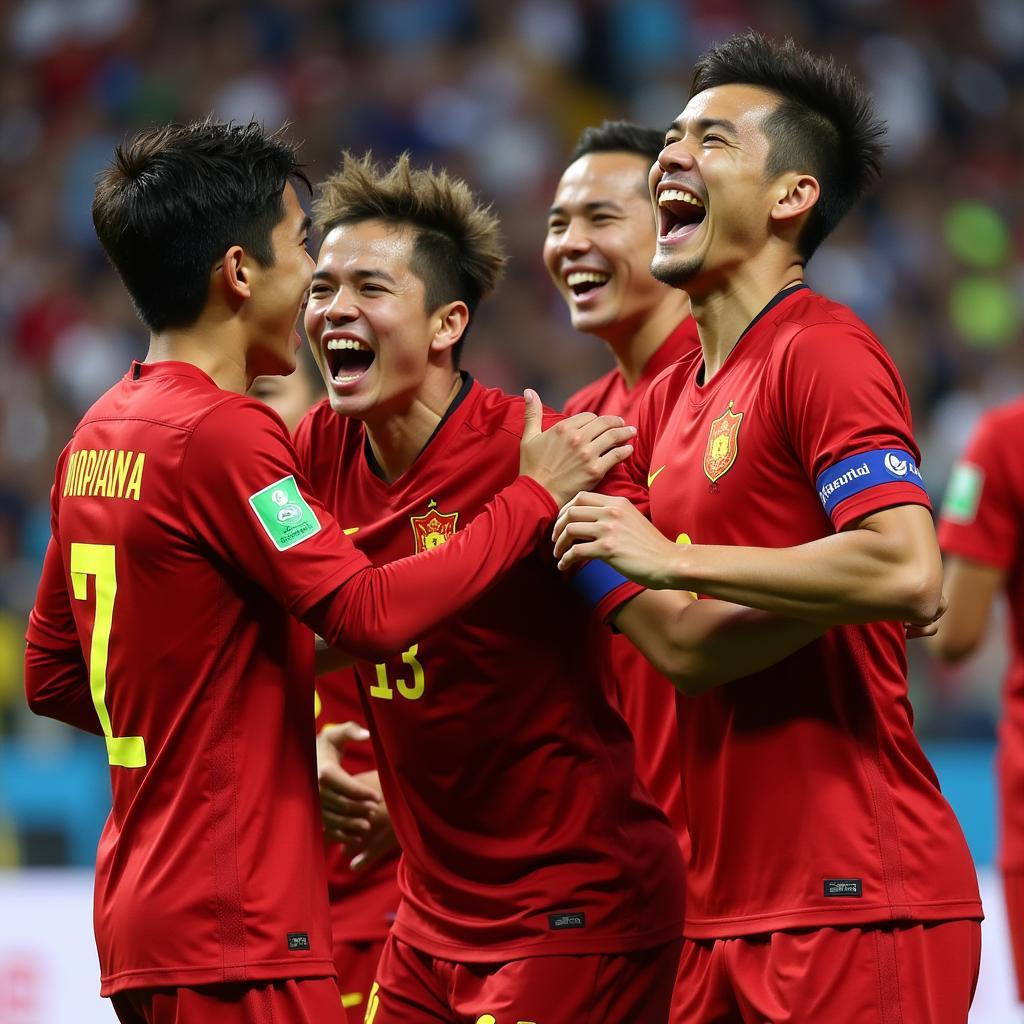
[703,402,743,484]
[248,475,321,551]
[410,499,459,553]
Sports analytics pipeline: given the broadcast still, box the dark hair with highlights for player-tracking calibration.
[569,120,665,166]
[92,119,310,332]
[691,31,886,259]
[313,152,505,367]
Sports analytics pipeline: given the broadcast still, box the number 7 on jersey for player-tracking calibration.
[70,542,146,768]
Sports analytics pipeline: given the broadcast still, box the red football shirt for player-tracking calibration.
[293,378,685,961]
[24,360,558,994]
[938,399,1024,870]
[616,287,982,938]
[315,671,401,943]
[563,317,699,847]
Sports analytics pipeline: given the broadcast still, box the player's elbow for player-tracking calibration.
[655,649,720,697]
[893,565,943,625]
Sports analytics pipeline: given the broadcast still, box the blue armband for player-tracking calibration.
[816,449,928,518]
[571,559,631,606]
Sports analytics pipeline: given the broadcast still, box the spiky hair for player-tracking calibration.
[314,152,505,334]
[691,31,886,259]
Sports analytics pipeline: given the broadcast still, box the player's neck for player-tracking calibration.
[689,259,804,382]
[363,371,463,482]
[145,326,249,394]
[601,293,691,390]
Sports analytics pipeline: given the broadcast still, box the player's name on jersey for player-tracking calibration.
[63,448,145,501]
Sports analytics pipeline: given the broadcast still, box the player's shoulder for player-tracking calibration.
[978,396,1024,434]
[645,346,701,409]
[294,396,343,441]
[563,369,618,417]
[469,381,565,442]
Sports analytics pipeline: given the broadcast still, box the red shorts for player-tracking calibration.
[334,937,388,1016]
[368,934,683,1023]
[1003,870,1024,1001]
[109,978,348,1024]
[671,920,981,1024]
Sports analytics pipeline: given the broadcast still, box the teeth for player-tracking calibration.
[326,338,370,351]
[659,189,704,208]
[566,271,610,287]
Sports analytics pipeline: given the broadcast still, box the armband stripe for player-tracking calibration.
[816,449,927,517]
[572,560,631,607]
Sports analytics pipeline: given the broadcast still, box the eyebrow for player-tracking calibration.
[310,267,399,286]
[666,117,739,138]
[547,199,625,217]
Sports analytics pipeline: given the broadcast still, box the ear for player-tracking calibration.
[216,245,252,303]
[769,172,820,228]
[429,301,470,358]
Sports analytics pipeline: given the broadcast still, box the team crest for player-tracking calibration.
[410,499,459,552]
[703,402,743,483]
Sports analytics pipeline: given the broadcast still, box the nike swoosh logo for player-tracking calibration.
[647,465,666,487]
[343,527,360,535]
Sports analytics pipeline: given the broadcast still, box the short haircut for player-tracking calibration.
[691,31,886,259]
[313,152,505,367]
[92,119,310,332]
[569,120,664,167]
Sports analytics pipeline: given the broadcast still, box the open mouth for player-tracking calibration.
[658,188,706,241]
[565,270,610,301]
[324,337,375,386]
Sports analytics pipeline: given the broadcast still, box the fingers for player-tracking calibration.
[318,761,380,805]
[522,388,542,442]
[350,822,398,872]
[319,721,370,755]
[556,539,606,572]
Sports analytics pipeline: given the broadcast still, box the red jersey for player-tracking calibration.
[315,671,401,942]
[618,287,982,938]
[938,399,1024,870]
[24,360,558,994]
[293,377,685,961]
[563,317,699,846]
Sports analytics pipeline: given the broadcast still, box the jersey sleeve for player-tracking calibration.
[774,322,930,532]
[938,410,1019,571]
[185,398,560,661]
[182,399,370,620]
[24,449,101,734]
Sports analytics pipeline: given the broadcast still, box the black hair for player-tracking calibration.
[569,120,665,166]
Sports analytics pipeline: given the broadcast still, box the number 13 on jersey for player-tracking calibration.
[70,542,146,768]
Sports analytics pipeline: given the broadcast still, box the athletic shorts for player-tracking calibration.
[671,920,981,1024]
[110,977,348,1024]
[334,937,388,1016]
[366,933,683,1023]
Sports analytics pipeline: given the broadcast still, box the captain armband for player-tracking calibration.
[816,449,928,518]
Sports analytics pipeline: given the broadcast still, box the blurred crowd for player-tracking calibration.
[0,0,1021,864]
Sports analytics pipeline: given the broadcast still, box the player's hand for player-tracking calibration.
[553,491,679,588]
[905,593,947,640]
[341,771,399,872]
[519,389,636,507]
[316,722,380,844]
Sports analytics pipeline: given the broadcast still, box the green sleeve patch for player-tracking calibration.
[941,462,984,524]
[248,475,322,551]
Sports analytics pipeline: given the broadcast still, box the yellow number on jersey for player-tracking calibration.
[364,982,380,1024]
[368,643,425,701]
[70,543,146,768]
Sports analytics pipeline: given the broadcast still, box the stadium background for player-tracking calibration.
[0,0,1020,1019]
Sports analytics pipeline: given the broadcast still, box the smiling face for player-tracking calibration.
[304,219,448,420]
[650,83,787,294]
[544,151,670,340]
[244,182,316,379]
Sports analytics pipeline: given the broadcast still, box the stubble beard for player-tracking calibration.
[650,250,703,290]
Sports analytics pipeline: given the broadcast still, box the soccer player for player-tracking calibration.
[935,398,1024,1004]
[22,120,637,1024]
[544,119,697,847]
[555,33,983,1021]
[299,153,834,1023]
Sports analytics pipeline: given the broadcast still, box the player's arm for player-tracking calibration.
[187,391,635,662]
[314,635,355,675]
[25,522,102,734]
[929,556,1003,663]
[556,498,941,625]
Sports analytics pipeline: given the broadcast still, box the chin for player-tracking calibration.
[651,252,702,289]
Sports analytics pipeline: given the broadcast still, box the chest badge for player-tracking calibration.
[410,499,459,552]
[703,401,744,484]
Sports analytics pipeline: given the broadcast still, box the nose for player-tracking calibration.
[554,218,592,259]
[656,139,695,176]
[324,289,358,325]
